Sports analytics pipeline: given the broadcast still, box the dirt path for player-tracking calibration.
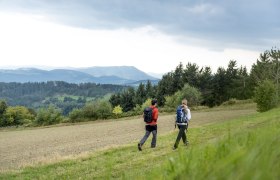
[0,109,256,171]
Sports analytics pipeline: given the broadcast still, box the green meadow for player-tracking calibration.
[1,106,279,179]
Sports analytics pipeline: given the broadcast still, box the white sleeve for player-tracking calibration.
[187,109,191,120]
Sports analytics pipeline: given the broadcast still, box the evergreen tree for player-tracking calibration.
[172,62,184,93]
[198,67,214,106]
[121,87,136,112]
[183,62,200,88]
[234,66,252,99]
[269,48,280,103]
[156,72,173,106]
[250,48,280,104]
[212,67,227,105]
[145,80,154,99]
[225,60,238,99]
[0,100,7,116]
[135,83,146,105]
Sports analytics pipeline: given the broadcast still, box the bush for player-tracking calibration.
[254,80,277,112]
[164,84,202,109]
[113,105,123,118]
[69,100,113,122]
[69,108,84,122]
[133,104,142,115]
[97,101,112,119]
[1,106,35,127]
[34,106,63,126]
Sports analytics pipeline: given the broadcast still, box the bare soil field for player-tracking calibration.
[0,108,256,172]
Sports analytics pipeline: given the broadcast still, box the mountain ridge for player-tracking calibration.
[0,66,159,85]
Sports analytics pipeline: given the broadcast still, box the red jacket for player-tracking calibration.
[146,105,158,126]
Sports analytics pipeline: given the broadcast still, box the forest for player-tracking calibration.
[110,48,279,111]
[0,48,279,127]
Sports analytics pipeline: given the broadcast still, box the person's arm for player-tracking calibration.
[187,109,191,121]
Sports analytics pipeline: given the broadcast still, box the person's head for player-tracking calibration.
[151,99,157,106]
[182,99,188,106]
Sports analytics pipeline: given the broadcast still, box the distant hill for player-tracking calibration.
[0,66,159,85]
[0,68,96,83]
[0,81,127,115]
[77,66,158,81]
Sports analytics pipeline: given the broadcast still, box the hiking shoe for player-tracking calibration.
[138,143,142,151]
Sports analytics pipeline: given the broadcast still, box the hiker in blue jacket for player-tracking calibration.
[173,99,191,150]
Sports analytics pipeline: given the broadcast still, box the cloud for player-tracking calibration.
[0,0,279,51]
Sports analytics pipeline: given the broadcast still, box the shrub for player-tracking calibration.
[113,105,123,118]
[97,101,112,119]
[164,84,202,109]
[254,80,277,112]
[35,106,63,126]
[133,104,142,115]
[1,106,35,127]
[69,108,84,122]
[70,100,113,121]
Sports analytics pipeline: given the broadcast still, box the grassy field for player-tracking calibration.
[1,104,279,179]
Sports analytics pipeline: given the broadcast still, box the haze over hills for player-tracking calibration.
[0,66,159,85]
[77,66,157,81]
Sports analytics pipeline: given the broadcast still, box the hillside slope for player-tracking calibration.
[2,106,278,179]
[0,105,256,173]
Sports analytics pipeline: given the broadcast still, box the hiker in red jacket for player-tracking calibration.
[138,99,159,151]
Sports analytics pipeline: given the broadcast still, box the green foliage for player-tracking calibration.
[155,112,280,179]
[165,84,202,108]
[0,100,7,115]
[250,48,280,104]
[1,106,35,126]
[97,101,112,119]
[164,95,177,111]
[112,105,123,118]
[120,87,136,112]
[69,100,113,122]
[34,106,63,126]
[156,60,254,107]
[132,104,143,115]
[68,108,84,122]
[254,80,277,112]
[0,81,127,115]
[141,98,152,109]
[135,83,146,105]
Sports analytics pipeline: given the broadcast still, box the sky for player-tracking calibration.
[0,0,279,75]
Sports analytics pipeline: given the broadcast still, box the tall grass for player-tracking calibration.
[152,110,280,179]
[0,107,279,179]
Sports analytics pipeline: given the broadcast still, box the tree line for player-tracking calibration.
[110,48,280,112]
[0,48,279,127]
[0,81,127,115]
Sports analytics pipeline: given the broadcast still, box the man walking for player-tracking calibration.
[138,99,159,151]
[173,99,191,150]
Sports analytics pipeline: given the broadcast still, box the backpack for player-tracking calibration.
[143,107,154,123]
[176,105,188,123]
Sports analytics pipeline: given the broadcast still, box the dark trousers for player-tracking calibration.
[174,124,188,148]
[139,125,157,148]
